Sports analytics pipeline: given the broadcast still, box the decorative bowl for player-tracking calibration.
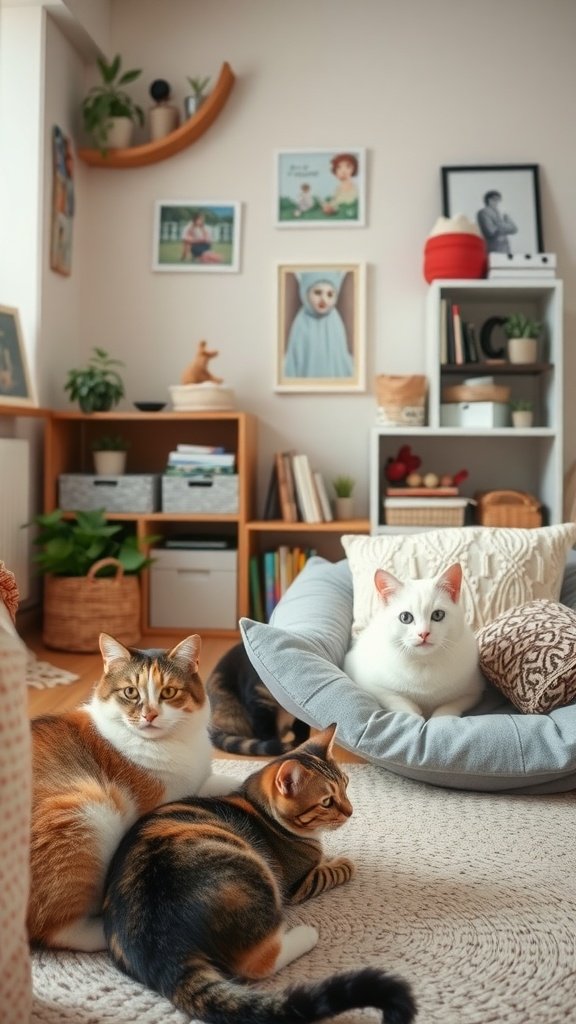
[133,401,167,412]
[168,384,235,411]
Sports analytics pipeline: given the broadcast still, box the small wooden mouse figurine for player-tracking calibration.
[180,340,223,385]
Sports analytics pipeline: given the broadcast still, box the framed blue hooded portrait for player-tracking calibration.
[275,262,366,392]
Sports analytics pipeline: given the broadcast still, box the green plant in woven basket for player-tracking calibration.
[27,508,158,577]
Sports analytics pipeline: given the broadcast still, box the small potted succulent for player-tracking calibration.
[183,75,211,118]
[91,434,130,475]
[332,474,355,520]
[64,347,125,413]
[81,53,145,154]
[510,399,534,429]
[504,314,542,364]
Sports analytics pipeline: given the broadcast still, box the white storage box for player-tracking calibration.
[162,475,239,514]
[59,474,161,513]
[150,548,237,629]
[440,402,510,428]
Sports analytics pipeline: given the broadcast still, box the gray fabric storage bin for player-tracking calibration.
[59,474,161,513]
[161,475,239,514]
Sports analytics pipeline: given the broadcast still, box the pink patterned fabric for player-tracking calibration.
[478,599,576,714]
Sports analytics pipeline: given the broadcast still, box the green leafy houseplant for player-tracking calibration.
[82,53,144,153]
[29,508,156,577]
[64,347,125,413]
[504,314,542,339]
[91,434,129,452]
[510,399,533,412]
[332,475,355,498]
[186,75,211,99]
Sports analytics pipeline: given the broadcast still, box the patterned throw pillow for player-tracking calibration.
[341,524,576,635]
[477,600,576,714]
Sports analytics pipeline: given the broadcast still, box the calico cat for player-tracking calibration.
[206,641,310,755]
[28,632,237,952]
[344,562,484,718]
[103,724,416,1024]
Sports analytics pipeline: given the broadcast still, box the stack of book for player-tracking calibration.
[165,443,236,476]
[488,253,557,280]
[262,451,333,523]
[439,299,481,366]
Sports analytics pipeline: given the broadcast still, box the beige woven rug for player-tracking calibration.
[25,648,79,689]
[31,759,576,1023]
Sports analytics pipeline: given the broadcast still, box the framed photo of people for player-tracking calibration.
[152,201,242,272]
[275,262,366,393]
[441,164,544,254]
[275,149,366,228]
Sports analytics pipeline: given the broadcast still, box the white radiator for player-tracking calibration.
[0,439,30,601]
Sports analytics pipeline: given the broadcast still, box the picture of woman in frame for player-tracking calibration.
[283,269,354,379]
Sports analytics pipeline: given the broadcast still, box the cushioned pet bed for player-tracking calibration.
[240,526,576,794]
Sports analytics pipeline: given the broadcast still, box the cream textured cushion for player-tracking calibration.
[341,525,576,634]
[477,599,576,714]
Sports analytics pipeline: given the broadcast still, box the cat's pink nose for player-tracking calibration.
[418,631,430,643]
[143,708,158,723]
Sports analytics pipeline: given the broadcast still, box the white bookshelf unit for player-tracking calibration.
[370,278,563,533]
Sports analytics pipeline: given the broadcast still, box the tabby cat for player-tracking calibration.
[103,724,416,1024]
[28,632,237,952]
[206,641,310,755]
[344,562,484,718]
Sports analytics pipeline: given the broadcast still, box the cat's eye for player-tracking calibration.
[321,796,334,807]
[399,611,414,624]
[161,685,177,700]
[123,686,139,701]
[431,610,445,622]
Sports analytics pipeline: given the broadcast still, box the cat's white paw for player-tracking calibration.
[274,925,319,971]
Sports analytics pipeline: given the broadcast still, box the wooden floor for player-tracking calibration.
[24,628,363,763]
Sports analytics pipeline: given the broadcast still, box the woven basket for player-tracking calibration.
[42,557,141,652]
[474,490,542,529]
[442,383,511,404]
[385,505,467,527]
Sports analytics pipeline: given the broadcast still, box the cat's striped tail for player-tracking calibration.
[171,962,416,1024]
[207,726,300,756]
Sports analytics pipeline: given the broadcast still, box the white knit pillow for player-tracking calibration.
[341,524,576,634]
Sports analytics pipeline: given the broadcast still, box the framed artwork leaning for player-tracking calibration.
[441,164,544,254]
[152,201,242,272]
[275,149,366,227]
[0,306,36,406]
[275,262,366,393]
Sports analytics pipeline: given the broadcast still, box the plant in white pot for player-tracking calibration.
[91,434,129,475]
[81,54,144,154]
[332,475,355,520]
[510,399,534,429]
[504,314,542,364]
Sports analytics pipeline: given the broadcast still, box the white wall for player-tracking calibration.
[5,0,576,520]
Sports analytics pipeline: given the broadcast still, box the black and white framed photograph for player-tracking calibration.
[152,200,241,272]
[275,262,366,393]
[441,164,544,254]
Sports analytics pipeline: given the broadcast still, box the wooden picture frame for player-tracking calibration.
[275,262,366,393]
[441,164,544,254]
[275,149,366,227]
[0,306,36,406]
[152,200,242,272]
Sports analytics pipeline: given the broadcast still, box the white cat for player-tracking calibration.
[343,562,484,718]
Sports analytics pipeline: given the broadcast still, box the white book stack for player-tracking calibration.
[488,253,557,279]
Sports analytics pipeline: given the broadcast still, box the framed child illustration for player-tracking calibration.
[275,149,366,227]
[0,306,36,406]
[152,201,241,272]
[275,262,366,393]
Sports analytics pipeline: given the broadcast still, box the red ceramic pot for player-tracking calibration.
[423,233,487,283]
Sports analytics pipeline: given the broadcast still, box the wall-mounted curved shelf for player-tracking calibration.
[77,62,235,169]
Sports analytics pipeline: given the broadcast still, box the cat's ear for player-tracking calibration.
[99,633,131,670]
[437,562,462,602]
[374,568,403,602]
[168,635,202,673]
[308,723,337,757]
[274,759,305,796]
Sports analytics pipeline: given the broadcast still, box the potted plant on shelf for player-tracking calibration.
[332,475,355,520]
[504,314,542,364]
[64,347,125,413]
[81,53,145,154]
[510,399,534,429]
[183,75,211,118]
[28,508,158,652]
[91,434,129,476]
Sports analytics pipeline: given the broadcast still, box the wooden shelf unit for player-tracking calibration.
[44,410,257,637]
[77,62,235,169]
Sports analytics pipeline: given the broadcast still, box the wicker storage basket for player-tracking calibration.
[42,557,141,652]
[474,490,543,529]
[384,500,470,528]
[442,383,511,404]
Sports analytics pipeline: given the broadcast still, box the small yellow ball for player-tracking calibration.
[423,472,439,488]
[406,472,422,487]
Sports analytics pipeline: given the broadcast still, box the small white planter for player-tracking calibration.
[508,337,538,364]
[334,496,355,520]
[512,410,534,428]
[93,450,127,476]
[104,117,134,149]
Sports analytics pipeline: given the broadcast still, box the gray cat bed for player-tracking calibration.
[240,556,576,794]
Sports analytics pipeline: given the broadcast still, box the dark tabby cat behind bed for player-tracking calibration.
[103,724,416,1024]
[205,641,310,755]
